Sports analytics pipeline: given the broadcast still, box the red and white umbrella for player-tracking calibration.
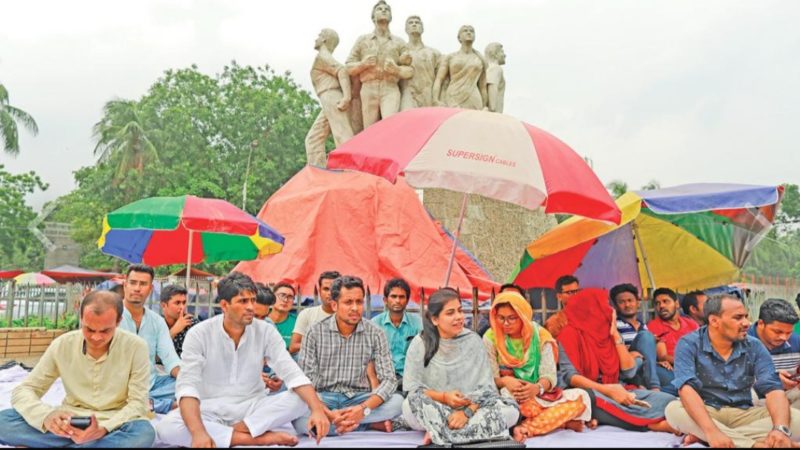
[327,107,620,284]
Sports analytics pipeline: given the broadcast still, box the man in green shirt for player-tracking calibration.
[269,281,299,350]
[371,278,422,391]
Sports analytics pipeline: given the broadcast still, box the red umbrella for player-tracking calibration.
[328,107,620,284]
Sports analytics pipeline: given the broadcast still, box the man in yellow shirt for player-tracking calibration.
[0,290,155,447]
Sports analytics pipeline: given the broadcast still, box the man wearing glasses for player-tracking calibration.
[268,281,299,350]
[544,275,581,338]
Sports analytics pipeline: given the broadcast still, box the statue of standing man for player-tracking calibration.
[305,29,355,167]
[485,42,506,113]
[400,16,441,110]
[347,0,413,129]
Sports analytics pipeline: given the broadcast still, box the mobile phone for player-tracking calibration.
[790,372,800,381]
[308,425,317,438]
[70,416,91,430]
[631,399,651,409]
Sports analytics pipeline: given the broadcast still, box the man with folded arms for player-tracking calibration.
[0,290,155,447]
[156,272,329,447]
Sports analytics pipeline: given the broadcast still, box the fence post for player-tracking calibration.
[5,281,16,324]
[365,285,372,318]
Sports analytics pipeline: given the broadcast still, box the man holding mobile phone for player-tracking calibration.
[160,284,199,356]
[0,291,155,447]
[748,298,800,408]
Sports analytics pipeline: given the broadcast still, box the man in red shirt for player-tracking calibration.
[647,287,699,396]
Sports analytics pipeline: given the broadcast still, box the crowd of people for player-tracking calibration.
[1,265,800,448]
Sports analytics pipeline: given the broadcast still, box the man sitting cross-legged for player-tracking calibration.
[156,272,330,447]
[293,275,404,436]
[0,290,155,447]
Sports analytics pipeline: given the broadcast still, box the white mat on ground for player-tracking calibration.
[0,366,691,448]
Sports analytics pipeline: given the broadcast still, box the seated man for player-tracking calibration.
[748,298,800,408]
[294,275,404,436]
[647,287,698,396]
[610,283,661,391]
[156,272,330,447]
[290,270,340,355]
[544,275,580,338]
[666,295,800,448]
[680,290,708,327]
[120,263,181,414]
[159,284,199,356]
[0,291,155,447]
[269,281,299,349]
[254,283,274,320]
[371,278,422,389]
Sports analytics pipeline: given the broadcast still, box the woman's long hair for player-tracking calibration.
[422,288,460,367]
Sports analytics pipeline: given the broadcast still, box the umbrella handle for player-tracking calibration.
[186,230,193,288]
[443,193,469,287]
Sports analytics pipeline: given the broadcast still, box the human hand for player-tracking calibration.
[606,384,636,406]
[190,429,217,448]
[657,361,674,371]
[443,391,471,409]
[362,55,377,67]
[764,429,792,448]
[705,429,734,448]
[778,370,799,391]
[384,59,399,75]
[69,415,107,445]
[503,377,523,392]
[447,410,469,429]
[43,411,75,438]
[512,382,539,403]
[307,408,331,444]
[610,310,619,338]
[172,308,194,334]
[265,375,283,392]
[336,98,351,111]
[332,406,363,435]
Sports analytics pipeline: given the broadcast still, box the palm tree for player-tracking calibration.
[0,84,39,156]
[92,99,159,185]
[641,180,661,191]
[605,180,629,199]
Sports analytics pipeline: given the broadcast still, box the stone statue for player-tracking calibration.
[346,0,413,128]
[305,29,355,167]
[484,42,506,113]
[433,25,487,110]
[400,16,441,111]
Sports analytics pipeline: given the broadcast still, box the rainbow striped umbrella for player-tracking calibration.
[98,196,284,284]
[13,272,57,286]
[511,184,783,292]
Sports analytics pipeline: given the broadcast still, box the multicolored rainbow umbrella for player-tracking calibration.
[511,183,783,292]
[13,272,57,286]
[98,196,285,282]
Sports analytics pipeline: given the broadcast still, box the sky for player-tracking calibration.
[1,0,799,210]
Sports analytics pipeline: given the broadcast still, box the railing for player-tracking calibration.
[0,281,84,329]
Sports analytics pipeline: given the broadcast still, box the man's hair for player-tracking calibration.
[371,0,391,21]
[320,28,339,51]
[485,42,502,60]
[499,283,526,297]
[127,263,154,280]
[331,276,365,301]
[555,275,579,293]
[255,283,275,306]
[406,15,422,24]
[609,283,639,304]
[318,271,341,287]
[160,284,188,304]
[704,294,743,320]
[653,287,678,302]
[795,292,800,310]
[273,281,297,296]
[680,290,706,316]
[384,278,411,298]
[759,298,799,325]
[81,290,124,320]
[216,272,258,303]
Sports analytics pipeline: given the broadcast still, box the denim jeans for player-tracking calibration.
[657,365,677,396]
[293,391,404,436]
[627,330,661,390]
[0,408,155,448]
[151,373,176,414]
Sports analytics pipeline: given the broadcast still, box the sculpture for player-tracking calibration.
[485,42,506,113]
[346,0,413,128]
[400,16,441,110]
[433,25,487,110]
[305,29,355,167]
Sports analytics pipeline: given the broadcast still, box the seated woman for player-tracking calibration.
[483,291,594,442]
[402,288,519,446]
[556,288,678,433]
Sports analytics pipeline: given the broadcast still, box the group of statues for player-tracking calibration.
[305,0,507,166]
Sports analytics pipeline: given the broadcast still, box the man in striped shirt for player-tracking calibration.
[293,275,403,436]
[610,283,661,391]
[748,298,800,408]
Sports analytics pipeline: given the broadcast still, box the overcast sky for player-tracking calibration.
[2,0,798,210]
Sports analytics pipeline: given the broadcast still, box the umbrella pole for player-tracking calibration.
[632,222,657,318]
[186,230,193,289]
[443,193,469,287]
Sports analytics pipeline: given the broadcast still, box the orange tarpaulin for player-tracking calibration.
[235,166,498,301]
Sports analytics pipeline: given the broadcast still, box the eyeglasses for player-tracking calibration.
[276,293,294,301]
[496,315,520,325]
[561,289,581,296]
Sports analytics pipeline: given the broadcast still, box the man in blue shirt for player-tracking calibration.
[119,264,181,414]
[748,298,800,408]
[371,278,421,391]
[665,295,800,448]
[610,283,661,391]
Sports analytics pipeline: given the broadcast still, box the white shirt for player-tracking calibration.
[176,315,311,406]
[293,305,333,336]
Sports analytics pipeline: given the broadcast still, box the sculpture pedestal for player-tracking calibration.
[421,189,557,282]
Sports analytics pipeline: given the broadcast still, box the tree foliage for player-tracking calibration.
[0,164,48,270]
[744,183,800,278]
[53,63,319,272]
[0,84,39,157]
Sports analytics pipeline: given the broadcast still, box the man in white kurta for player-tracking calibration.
[156,273,329,447]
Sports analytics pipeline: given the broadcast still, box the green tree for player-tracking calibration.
[0,165,48,270]
[641,180,661,191]
[605,180,628,199]
[93,99,159,186]
[0,84,39,156]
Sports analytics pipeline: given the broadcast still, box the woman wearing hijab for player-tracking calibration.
[402,289,519,446]
[483,291,593,442]
[557,288,677,432]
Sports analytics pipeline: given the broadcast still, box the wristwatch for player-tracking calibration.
[360,404,372,417]
[773,425,792,438]
[460,406,474,419]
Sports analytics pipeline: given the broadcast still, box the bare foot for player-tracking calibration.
[423,432,432,445]
[254,431,299,446]
[752,441,768,448]
[563,420,584,432]
[647,420,679,435]
[682,434,702,446]
[512,426,529,443]
[368,420,393,433]
[586,419,599,430]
